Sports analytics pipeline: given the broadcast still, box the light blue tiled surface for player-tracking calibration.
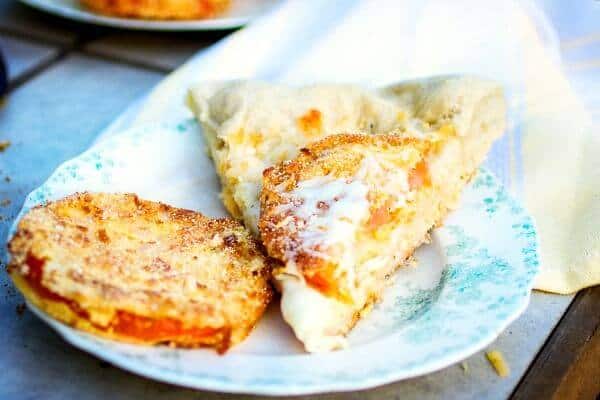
[0,34,58,81]
[85,32,226,71]
[0,54,162,246]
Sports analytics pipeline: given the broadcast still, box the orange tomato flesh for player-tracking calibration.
[25,254,90,319]
[303,265,353,303]
[367,161,430,230]
[368,198,394,229]
[300,160,431,300]
[304,270,334,294]
[297,108,323,134]
[23,254,217,343]
[408,160,431,190]
[111,311,218,342]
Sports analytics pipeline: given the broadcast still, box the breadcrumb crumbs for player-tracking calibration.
[486,350,510,377]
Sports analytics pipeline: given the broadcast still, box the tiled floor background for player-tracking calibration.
[0,1,596,399]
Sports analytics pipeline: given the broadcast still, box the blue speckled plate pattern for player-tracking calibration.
[10,121,539,395]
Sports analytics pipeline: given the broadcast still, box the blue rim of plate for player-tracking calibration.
[9,121,540,395]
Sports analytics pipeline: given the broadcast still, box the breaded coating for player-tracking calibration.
[261,134,428,301]
[80,0,230,20]
[8,192,272,352]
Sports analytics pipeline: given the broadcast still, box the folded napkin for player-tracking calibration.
[102,0,599,294]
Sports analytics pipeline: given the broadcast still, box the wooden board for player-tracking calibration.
[512,287,600,400]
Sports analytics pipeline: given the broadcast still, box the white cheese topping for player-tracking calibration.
[281,175,370,258]
[279,279,350,353]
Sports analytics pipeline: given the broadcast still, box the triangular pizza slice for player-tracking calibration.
[188,76,506,351]
[258,125,501,351]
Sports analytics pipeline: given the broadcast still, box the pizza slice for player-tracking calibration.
[188,76,506,351]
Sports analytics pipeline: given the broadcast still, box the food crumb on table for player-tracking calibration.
[0,140,10,152]
[486,350,510,377]
[461,361,469,373]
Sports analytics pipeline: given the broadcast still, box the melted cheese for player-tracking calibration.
[276,173,370,297]
[279,279,350,352]
[279,175,370,259]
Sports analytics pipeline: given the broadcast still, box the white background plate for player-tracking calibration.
[10,120,540,395]
[19,0,279,31]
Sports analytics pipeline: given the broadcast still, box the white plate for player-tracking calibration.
[19,0,279,31]
[11,120,539,395]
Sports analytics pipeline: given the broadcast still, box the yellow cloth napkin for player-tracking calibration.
[519,19,599,293]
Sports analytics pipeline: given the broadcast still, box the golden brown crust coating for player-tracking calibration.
[80,0,230,20]
[261,133,424,195]
[259,134,427,300]
[8,192,272,352]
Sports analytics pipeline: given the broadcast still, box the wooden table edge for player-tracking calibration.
[511,286,600,400]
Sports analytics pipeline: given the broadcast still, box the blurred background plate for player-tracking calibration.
[18,0,279,31]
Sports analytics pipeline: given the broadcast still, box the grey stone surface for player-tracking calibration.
[85,32,227,71]
[0,34,58,81]
[0,1,78,45]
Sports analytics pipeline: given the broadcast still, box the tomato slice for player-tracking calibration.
[408,160,431,190]
[368,198,394,229]
[111,311,218,342]
[303,264,353,304]
[25,254,90,318]
[22,254,219,345]
[304,270,334,294]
